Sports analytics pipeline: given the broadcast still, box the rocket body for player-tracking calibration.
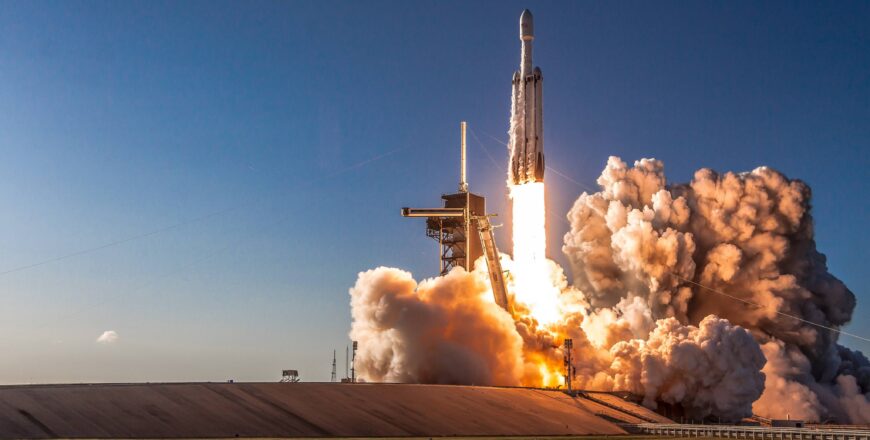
[509,9,544,185]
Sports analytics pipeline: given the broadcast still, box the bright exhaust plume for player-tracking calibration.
[509,182,560,325]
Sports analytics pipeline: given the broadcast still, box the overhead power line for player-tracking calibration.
[4,146,410,336]
[0,146,407,278]
[474,128,598,193]
[672,272,870,344]
[467,127,504,172]
[468,125,575,229]
[0,208,235,277]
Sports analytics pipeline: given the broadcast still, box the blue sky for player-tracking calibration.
[0,0,867,383]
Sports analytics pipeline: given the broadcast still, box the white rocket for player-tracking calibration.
[509,9,544,185]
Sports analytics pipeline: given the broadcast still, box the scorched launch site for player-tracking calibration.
[350,8,870,427]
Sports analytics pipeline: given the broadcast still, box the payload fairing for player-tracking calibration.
[509,9,544,185]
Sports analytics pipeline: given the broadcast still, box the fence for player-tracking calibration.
[620,423,870,440]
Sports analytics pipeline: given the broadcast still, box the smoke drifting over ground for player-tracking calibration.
[349,157,868,423]
[349,266,523,385]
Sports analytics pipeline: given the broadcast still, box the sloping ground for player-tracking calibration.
[584,391,674,424]
[524,389,649,424]
[0,382,634,439]
[571,395,649,424]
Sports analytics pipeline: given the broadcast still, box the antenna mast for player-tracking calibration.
[330,350,337,382]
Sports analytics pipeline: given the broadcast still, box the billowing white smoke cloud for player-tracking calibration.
[350,259,767,421]
[754,341,870,423]
[563,157,868,423]
[349,266,524,385]
[348,156,866,423]
[607,315,765,421]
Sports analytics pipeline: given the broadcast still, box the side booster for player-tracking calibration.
[509,9,544,185]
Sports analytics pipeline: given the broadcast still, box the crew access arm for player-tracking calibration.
[475,216,513,316]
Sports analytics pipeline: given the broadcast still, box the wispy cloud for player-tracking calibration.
[96,330,119,344]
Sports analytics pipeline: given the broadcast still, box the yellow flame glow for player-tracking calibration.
[510,182,561,325]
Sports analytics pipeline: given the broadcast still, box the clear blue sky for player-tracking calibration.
[0,0,867,383]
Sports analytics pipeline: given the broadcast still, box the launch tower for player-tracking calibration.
[401,122,485,274]
[401,122,512,313]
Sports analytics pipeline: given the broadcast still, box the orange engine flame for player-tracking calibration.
[509,182,569,388]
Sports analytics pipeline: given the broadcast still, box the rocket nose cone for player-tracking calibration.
[520,9,534,40]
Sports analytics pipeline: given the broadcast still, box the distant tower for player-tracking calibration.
[331,350,337,382]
